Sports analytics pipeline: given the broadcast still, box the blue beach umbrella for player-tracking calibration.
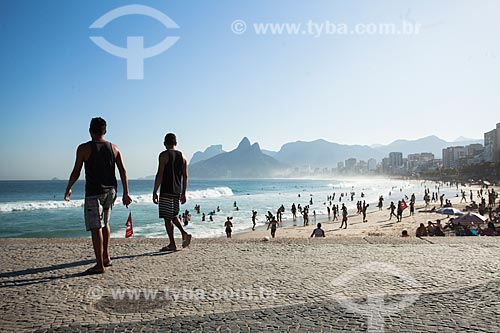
[435,207,464,216]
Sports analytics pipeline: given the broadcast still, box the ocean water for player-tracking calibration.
[0,178,459,238]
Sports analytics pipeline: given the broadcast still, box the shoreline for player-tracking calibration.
[233,183,499,240]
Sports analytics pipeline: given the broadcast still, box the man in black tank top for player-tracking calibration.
[153,133,192,251]
[64,118,132,274]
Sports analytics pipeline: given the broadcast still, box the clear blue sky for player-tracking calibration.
[1,0,499,180]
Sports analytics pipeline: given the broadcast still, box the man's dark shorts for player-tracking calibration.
[159,195,180,221]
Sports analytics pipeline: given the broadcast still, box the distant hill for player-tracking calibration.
[374,136,483,157]
[189,138,288,178]
[190,144,225,164]
[188,135,483,173]
[273,139,380,168]
[262,149,278,157]
[270,136,482,167]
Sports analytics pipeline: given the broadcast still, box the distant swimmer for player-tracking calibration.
[202,213,206,221]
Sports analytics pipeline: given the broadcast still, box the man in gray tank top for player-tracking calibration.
[153,133,192,251]
[64,117,132,274]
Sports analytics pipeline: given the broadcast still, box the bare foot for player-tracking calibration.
[85,265,105,275]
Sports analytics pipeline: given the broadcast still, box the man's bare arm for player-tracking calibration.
[64,145,86,201]
[114,145,132,207]
[153,153,167,204]
[181,154,188,204]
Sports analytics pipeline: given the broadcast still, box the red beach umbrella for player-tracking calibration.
[453,212,487,226]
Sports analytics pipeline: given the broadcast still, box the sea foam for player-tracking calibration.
[0,187,234,212]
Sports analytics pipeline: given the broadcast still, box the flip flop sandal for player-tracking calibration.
[182,234,192,248]
[160,245,177,252]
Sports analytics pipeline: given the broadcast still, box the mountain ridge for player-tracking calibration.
[189,135,482,169]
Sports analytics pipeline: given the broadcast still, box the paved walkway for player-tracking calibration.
[1,237,500,332]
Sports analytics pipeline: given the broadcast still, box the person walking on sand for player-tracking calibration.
[310,223,325,238]
[340,204,348,229]
[389,201,397,220]
[397,201,403,222]
[153,133,192,251]
[64,117,132,275]
[267,216,279,238]
[362,202,369,222]
[225,217,233,238]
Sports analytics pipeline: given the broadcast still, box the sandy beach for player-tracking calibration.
[234,184,499,240]
[1,182,499,332]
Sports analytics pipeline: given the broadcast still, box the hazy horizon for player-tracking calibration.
[1,0,499,180]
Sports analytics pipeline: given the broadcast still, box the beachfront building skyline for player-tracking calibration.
[442,146,467,169]
[484,123,500,163]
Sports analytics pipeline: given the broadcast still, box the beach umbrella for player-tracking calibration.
[435,207,464,216]
[453,213,487,226]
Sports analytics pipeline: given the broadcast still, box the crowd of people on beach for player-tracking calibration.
[64,118,499,275]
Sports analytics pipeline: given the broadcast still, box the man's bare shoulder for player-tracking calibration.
[77,142,91,153]
[158,150,169,161]
[110,142,120,156]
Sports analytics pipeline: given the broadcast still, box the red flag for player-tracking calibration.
[125,212,133,238]
[400,200,408,210]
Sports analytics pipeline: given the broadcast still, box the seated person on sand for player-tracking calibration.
[416,223,428,237]
[467,226,478,236]
[401,230,409,238]
[427,221,435,236]
[465,201,478,211]
[310,223,325,238]
[478,222,496,236]
[434,226,445,237]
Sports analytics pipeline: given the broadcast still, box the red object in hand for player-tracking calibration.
[125,212,133,238]
[401,200,408,210]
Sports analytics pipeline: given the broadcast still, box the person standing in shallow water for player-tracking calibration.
[252,210,257,231]
[153,133,192,251]
[64,117,132,275]
[225,217,233,238]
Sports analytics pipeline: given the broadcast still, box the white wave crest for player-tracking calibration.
[187,187,234,200]
[0,187,234,212]
[0,200,84,212]
[129,187,233,203]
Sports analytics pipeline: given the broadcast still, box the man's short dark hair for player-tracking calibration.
[89,117,107,136]
[164,133,177,146]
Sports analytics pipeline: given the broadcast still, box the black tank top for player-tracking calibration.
[160,150,184,196]
[85,141,117,196]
